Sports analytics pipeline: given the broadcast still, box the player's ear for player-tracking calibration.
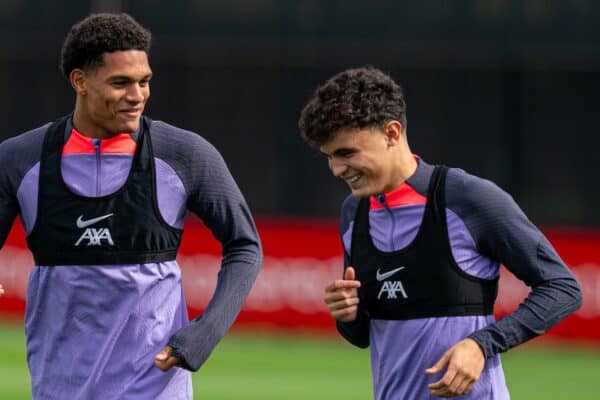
[70,68,88,96]
[384,120,403,147]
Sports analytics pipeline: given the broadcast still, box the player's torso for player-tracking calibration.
[342,160,509,399]
[17,118,188,237]
[13,118,193,399]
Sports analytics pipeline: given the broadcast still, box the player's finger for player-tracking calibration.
[428,366,457,390]
[324,289,358,303]
[155,346,172,362]
[446,372,465,395]
[155,355,181,372]
[429,375,457,397]
[324,290,351,302]
[325,279,361,292]
[344,266,356,281]
[454,378,473,396]
[430,390,453,398]
[326,297,360,311]
[425,350,451,375]
[330,305,357,321]
[428,382,453,398]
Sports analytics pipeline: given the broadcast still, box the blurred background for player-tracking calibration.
[1,1,599,399]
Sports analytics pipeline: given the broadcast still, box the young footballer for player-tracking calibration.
[0,13,262,399]
[298,66,582,399]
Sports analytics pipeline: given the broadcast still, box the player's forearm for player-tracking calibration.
[336,307,370,348]
[469,276,582,358]
[0,201,18,250]
[168,239,262,371]
[0,161,19,248]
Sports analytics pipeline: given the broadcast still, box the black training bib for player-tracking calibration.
[351,166,498,320]
[26,115,182,266]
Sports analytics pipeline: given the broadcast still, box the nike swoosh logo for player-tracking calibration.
[376,266,406,281]
[76,213,114,229]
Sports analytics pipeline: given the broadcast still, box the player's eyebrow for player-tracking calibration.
[107,73,153,82]
[323,147,357,157]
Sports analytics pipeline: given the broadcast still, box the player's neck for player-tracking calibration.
[383,149,418,193]
[72,106,118,140]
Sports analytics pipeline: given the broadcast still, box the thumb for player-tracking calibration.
[425,350,450,375]
[155,346,171,361]
[344,266,356,281]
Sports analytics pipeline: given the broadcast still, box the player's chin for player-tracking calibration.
[349,185,375,198]
[115,119,140,134]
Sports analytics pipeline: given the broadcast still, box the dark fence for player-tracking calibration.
[1,1,599,225]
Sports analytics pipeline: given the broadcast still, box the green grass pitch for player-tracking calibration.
[0,323,597,399]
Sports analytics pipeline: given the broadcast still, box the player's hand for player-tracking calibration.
[154,346,182,372]
[425,338,485,398]
[0,284,4,296]
[324,266,361,322]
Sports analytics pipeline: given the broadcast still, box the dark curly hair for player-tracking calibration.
[298,66,407,147]
[60,13,151,80]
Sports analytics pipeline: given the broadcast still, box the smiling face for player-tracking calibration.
[319,121,417,198]
[71,50,152,138]
[320,126,400,198]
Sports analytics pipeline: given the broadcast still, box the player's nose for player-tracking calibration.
[125,82,146,103]
[329,159,347,177]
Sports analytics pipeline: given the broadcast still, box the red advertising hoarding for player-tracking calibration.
[1,218,599,342]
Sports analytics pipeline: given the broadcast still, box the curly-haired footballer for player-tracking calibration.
[298,66,582,399]
[0,13,262,399]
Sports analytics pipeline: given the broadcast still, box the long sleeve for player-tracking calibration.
[0,125,47,248]
[445,170,583,358]
[336,292,370,348]
[155,125,262,371]
[0,139,19,249]
[336,195,370,348]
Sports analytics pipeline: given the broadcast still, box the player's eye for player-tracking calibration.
[337,150,355,158]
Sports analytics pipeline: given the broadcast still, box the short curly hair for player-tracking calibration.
[60,13,151,80]
[298,66,407,147]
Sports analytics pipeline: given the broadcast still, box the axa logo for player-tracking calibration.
[376,266,408,300]
[75,213,114,246]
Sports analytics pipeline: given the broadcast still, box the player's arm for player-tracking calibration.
[163,137,262,372]
[458,174,582,357]
[333,196,370,348]
[0,138,21,296]
[335,306,370,348]
[427,170,582,397]
[0,193,18,252]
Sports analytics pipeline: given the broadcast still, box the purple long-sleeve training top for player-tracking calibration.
[337,158,582,400]
[0,117,262,399]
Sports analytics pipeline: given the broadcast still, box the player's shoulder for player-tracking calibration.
[148,119,230,189]
[340,194,360,230]
[150,120,217,154]
[445,165,516,215]
[0,122,51,168]
[149,119,225,167]
[401,158,510,209]
[0,123,50,153]
[341,194,360,214]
